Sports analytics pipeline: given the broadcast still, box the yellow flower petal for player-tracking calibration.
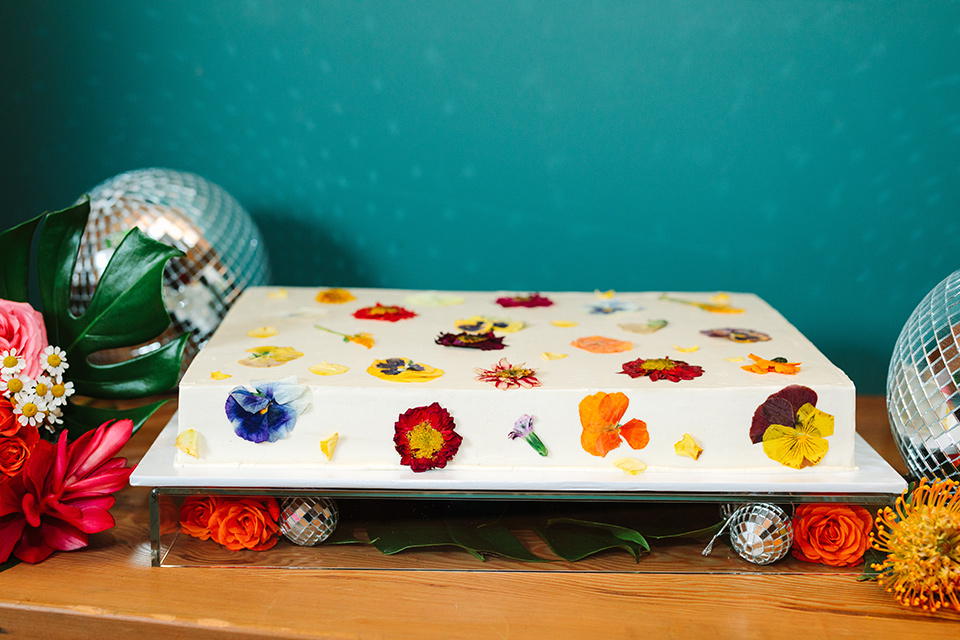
[595,289,616,299]
[674,433,703,460]
[247,326,278,338]
[710,292,731,305]
[796,402,834,437]
[613,457,647,475]
[367,358,445,383]
[673,344,699,353]
[267,288,289,299]
[762,423,829,469]
[551,320,579,328]
[210,370,232,380]
[320,432,339,460]
[724,356,745,363]
[541,352,568,360]
[175,429,199,458]
[238,346,304,368]
[316,288,356,304]
[310,361,349,376]
[455,316,494,333]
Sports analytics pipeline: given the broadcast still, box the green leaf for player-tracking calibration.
[0,213,44,302]
[32,199,185,404]
[447,522,548,562]
[59,398,170,440]
[323,526,365,545]
[535,518,649,562]
[366,521,480,558]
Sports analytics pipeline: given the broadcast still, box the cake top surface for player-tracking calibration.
[181,287,853,392]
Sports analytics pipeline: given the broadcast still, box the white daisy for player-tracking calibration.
[13,393,47,428]
[1,372,27,398]
[41,345,68,376]
[48,376,75,407]
[32,375,55,404]
[0,349,25,376]
[45,405,63,432]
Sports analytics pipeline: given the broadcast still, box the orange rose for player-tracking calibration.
[791,503,873,566]
[208,496,281,551]
[179,495,220,541]
[0,423,39,479]
[0,397,17,437]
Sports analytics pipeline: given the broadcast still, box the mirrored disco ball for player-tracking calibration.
[279,496,339,546]
[727,503,793,565]
[887,269,960,481]
[72,168,271,369]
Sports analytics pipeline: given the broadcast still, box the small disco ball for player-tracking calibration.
[279,496,339,546]
[726,503,793,565]
[887,269,960,481]
[72,168,271,369]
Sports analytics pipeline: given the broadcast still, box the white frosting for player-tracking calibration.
[177,288,856,475]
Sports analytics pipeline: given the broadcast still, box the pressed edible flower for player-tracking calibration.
[741,354,801,375]
[320,433,339,460]
[247,326,278,338]
[456,316,523,334]
[570,336,633,354]
[210,371,232,380]
[0,419,134,563]
[436,331,506,351]
[224,377,311,443]
[791,504,873,567]
[674,433,703,460]
[310,361,349,376]
[614,458,647,475]
[508,414,548,456]
[701,328,771,343]
[585,299,639,315]
[367,357,444,383]
[394,402,462,472]
[316,288,356,304]
[496,293,554,308]
[618,319,667,334]
[175,429,199,458]
[578,392,649,457]
[315,324,375,349]
[619,356,704,383]
[353,303,416,322]
[659,293,744,314]
[541,352,567,360]
[871,479,960,612]
[237,345,304,368]
[475,358,540,390]
[761,402,834,469]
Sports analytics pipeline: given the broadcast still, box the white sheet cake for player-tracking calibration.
[175,287,856,477]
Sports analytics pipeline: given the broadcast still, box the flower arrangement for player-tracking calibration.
[179,495,281,551]
[1,336,76,437]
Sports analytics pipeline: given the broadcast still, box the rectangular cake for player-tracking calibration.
[175,287,856,476]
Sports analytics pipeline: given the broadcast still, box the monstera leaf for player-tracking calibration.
[0,199,187,436]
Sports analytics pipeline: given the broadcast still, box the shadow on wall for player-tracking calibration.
[251,209,375,288]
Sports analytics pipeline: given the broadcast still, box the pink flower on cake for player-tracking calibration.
[475,358,540,390]
[0,299,49,379]
[0,419,133,563]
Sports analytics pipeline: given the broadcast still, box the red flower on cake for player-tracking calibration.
[353,303,417,322]
[495,293,554,308]
[394,403,462,472]
[475,358,540,390]
[436,331,506,351]
[0,419,133,564]
[619,357,704,382]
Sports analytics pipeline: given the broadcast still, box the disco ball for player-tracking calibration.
[72,168,271,368]
[279,496,339,546]
[887,269,960,481]
[726,503,793,565]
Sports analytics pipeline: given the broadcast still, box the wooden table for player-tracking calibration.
[2,396,958,638]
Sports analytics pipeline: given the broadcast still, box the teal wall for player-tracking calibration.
[2,1,959,394]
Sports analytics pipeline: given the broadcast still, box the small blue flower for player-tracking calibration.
[585,299,640,315]
[225,376,311,443]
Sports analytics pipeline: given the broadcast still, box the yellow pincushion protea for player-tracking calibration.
[871,478,960,613]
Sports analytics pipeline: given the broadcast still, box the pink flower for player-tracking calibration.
[0,419,133,563]
[0,299,49,379]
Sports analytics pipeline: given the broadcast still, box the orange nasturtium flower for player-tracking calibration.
[316,288,356,304]
[578,391,649,457]
[570,336,633,354]
[741,354,801,375]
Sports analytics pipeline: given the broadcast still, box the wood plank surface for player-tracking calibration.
[1,395,958,639]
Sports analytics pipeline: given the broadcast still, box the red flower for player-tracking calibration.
[353,303,416,322]
[475,358,540,389]
[495,293,554,308]
[749,385,817,444]
[619,357,704,382]
[791,504,873,567]
[435,331,506,351]
[394,403,462,472]
[0,423,40,480]
[0,397,17,437]
[0,419,133,563]
[208,496,280,551]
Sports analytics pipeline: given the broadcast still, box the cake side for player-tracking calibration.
[176,287,856,474]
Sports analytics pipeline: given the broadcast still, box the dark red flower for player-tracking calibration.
[435,331,506,351]
[619,357,704,382]
[0,423,40,480]
[749,385,818,444]
[0,419,133,563]
[353,303,417,322]
[394,403,462,472]
[495,293,554,308]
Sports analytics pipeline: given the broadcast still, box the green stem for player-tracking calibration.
[524,432,548,457]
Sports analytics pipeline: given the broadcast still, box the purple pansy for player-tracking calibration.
[225,376,311,443]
